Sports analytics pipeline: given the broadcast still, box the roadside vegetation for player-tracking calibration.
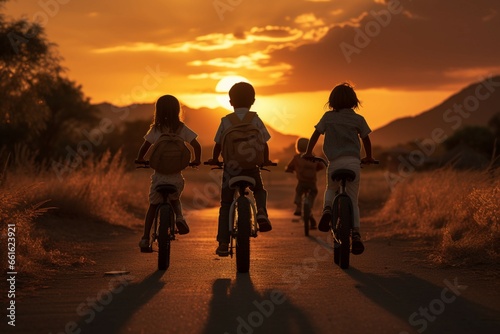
[0,150,143,281]
[374,168,499,266]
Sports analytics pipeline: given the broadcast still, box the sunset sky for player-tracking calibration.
[4,0,500,136]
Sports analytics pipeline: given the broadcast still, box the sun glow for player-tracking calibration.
[215,75,251,111]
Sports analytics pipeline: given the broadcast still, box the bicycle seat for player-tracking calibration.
[229,176,256,189]
[331,169,356,182]
[155,184,178,195]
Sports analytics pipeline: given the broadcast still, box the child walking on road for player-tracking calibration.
[303,82,376,255]
[135,95,201,252]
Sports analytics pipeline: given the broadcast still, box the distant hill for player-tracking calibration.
[95,102,299,157]
[370,75,500,147]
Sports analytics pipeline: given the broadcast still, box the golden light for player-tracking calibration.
[215,75,251,111]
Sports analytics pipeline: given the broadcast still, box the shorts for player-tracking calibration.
[148,172,184,205]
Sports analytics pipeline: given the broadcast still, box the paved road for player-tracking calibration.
[7,207,500,334]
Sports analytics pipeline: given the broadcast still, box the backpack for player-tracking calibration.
[221,112,265,169]
[295,156,319,183]
[144,124,191,174]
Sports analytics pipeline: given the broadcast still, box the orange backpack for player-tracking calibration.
[144,124,191,174]
[221,112,265,169]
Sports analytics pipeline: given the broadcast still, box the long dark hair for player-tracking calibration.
[151,95,183,132]
[327,82,361,111]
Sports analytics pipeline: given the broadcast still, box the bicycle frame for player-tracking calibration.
[228,189,258,248]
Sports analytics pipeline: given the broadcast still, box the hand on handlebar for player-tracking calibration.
[361,157,379,165]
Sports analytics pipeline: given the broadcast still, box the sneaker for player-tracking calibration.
[256,209,272,232]
[309,215,317,229]
[139,238,152,253]
[175,219,190,235]
[293,205,301,216]
[318,206,332,232]
[351,232,365,255]
[215,242,229,257]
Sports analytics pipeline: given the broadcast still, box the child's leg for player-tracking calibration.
[249,168,267,211]
[307,184,318,209]
[324,163,337,209]
[248,168,272,231]
[345,176,361,228]
[142,204,159,240]
[340,159,361,228]
[171,199,183,221]
[217,170,234,244]
[294,183,304,207]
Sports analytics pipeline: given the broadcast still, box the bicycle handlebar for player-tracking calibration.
[302,156,380,166]
[203,161,277,170]
[135,160,200,168]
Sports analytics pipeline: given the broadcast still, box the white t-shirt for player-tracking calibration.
[144,123,198,144]
[315,108,371,161]
[213,107,271,144]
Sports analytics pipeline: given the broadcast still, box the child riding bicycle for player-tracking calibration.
[285,137,324,228]
[135,95,201,252]
[302,82,376,254]
[205,82,274,257]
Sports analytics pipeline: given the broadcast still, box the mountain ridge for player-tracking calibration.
[370,75,500,147]
[95,75,500,153]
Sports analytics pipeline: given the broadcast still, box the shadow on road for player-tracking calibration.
[202,274,318,334]
[76,270,166,333]
[346,267,500,333]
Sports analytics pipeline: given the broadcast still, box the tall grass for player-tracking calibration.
[34,151,141,226]
[375,168,499,265]
[0,150,143,280]
[0,185,55,276]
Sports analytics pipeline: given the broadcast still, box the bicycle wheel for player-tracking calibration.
[157,204,173,270]
[336,194,353,269]
[302,196,310,237]
[332,197,340,265]
[236,196,251,273]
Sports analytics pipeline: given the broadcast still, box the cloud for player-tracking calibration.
[262,0,500,93]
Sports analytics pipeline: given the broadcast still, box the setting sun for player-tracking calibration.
[215,75,251,111]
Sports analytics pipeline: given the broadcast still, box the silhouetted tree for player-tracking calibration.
[488,112,500,139]
[443,126,495,157]
[1,3,99,164]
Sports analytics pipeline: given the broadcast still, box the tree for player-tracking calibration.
[0,4,99,164]
[443,126,495,157]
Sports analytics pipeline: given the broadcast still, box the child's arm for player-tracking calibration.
[285,157,295,173]
[361,135,376,164]
[263,143,272,165]
[206,143,222,165]
[303,130,321,158]
[190,138,202,166]
[136,140,152,163]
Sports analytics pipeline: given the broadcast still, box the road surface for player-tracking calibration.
[5,207,500,334]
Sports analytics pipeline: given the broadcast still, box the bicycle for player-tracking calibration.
[300,189,316,237]
[306,157,378,269]
[204,161,277,273]
[135,161,197,270]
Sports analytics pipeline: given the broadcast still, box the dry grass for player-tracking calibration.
[0,150,143,280]
[0,185,57,276]
[374,168,500,265]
